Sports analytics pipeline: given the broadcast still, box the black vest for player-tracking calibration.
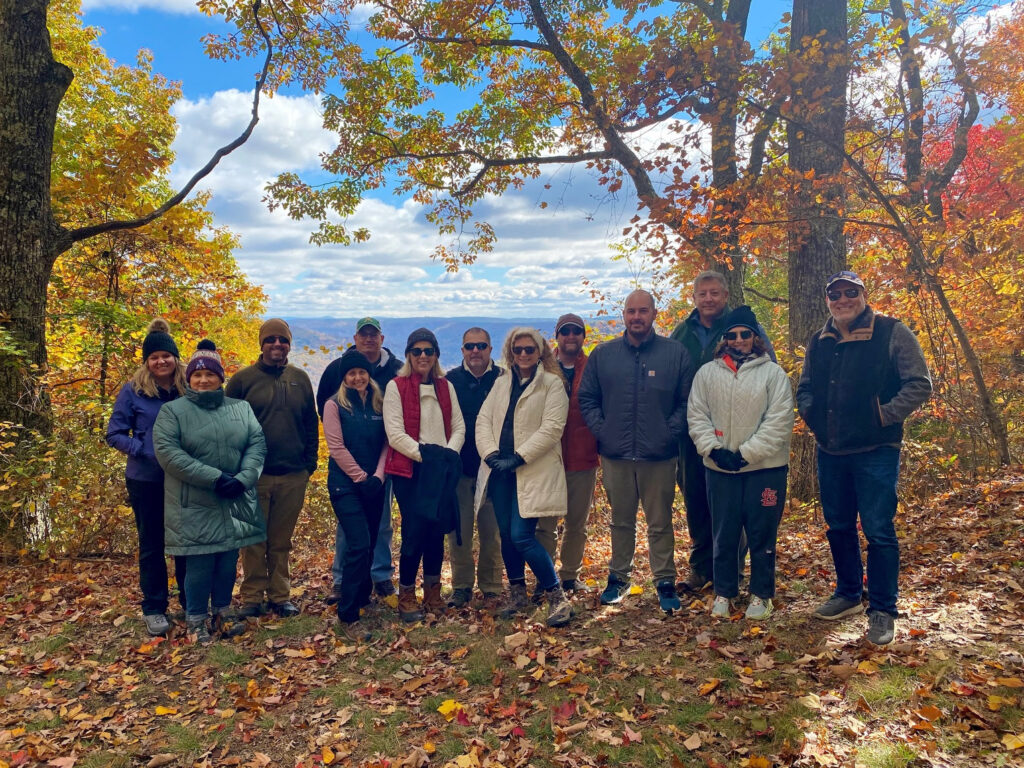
[327,389,386,486]
[806,315,904,452]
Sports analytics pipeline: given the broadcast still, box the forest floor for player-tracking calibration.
[1,471,1023,768]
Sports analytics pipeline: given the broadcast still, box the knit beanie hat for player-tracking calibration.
[259,318,292,345]
[185,339,225,382]
[338,350,373,380]
[722,305,759,334]
[141,318,179,360]
[405,327,440,355]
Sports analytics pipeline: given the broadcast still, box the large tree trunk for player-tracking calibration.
[0,1,73,433]
[787,0,848,501]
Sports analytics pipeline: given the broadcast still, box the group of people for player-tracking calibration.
[107,268,931,648]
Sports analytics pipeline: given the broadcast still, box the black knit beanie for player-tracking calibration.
[141,318,179,360]
[722,305,759,334]
[338,350,373,379]
[405,328,440,355]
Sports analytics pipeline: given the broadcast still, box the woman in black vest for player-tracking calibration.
[323,351,389,642]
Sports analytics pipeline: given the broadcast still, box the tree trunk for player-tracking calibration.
[787,0,848,501]
[0,1,73,434]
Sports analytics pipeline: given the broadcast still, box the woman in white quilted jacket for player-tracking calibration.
[687,305,794,621]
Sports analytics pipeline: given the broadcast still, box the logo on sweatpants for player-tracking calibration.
[761,488,777,507]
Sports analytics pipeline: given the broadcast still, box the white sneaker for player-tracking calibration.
[745,597,774,620]
[710,595,731,618]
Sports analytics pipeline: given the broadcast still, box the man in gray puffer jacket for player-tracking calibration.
[578,290,694,614]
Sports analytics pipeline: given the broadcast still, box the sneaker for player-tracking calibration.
[337,621,372,643]
[325,584,344,606]
[448,587,473,608]
[710,595,732,618]
[866,612,895,646]
[813,596,865,621]
[561,579,591,594]
[142,613,170,636]
[600,577,629,606]
[745,597,774,620]
[268,601,300,618]
[237,602,266,619]
[656,580,681,614]
[677,571,711,594]
[373,580,396,598]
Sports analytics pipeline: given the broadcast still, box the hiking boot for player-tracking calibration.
[237,602,266,619]
[480,592,501,612]
[448,587,473,608]
[710,595,732,618]
[499,583,530,619]
[211,608,247,639]
[545,585,573,628]
[398,584,424,623]
[268,601,300,618]
[337,620,373,643]
[866,612,895,646]
[813,596,865,621]
[656,580,681,614]
[745,596,774,621]
[600,576,629,606]
[143,613,170,636]
[422,577,445,615]
[186,614,212,644]
[325,584,344,606]
[530,586,545,606]
[677,571,711,594]
[561,579,591,594]
[373,580,396,598]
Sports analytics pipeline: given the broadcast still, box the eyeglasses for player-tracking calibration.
[826,288,861,301]
[263,336,290,345]
[512,345,537,356]
[558,325,584,336]
[409,347,436,357]
[463,342,489,351]
[723,330,754,341]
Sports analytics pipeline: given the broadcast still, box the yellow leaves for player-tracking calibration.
[743,757,772,768]
[856,660,880,675]
[996,677,1024,688]
[628,585,644,595]
[1002,733,1024,751]
[698,678,721,696]
[283,647,316,658]
[437,699,463,721]
[153,705,177,716]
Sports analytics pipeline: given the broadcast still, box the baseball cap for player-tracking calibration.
[824,270,866,293]
[555,313,586,334]
[355,317,382,332]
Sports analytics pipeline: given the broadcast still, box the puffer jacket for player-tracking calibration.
[106,382,179,482]
[687,353,794,474]
[153,387,267,556]
[474,367,569,518]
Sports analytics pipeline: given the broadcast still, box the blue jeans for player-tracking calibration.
[332,479,394,586]
[184,549,239,617]
[489,471,558,590]
[817,446,901,617]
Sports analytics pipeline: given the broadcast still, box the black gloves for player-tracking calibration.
[491,453,525,474]
[214,472,246,498]
[357,475,384,503]
[484,452,501,471]
[709,448,747,473]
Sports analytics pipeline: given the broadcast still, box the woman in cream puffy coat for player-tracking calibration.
[687,306,793,621]
[475,327,572,627]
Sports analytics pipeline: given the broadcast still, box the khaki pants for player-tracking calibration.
[601,457,677,583]
[240,470,309,605]
[446,475,504,594]
[536,466,597,582]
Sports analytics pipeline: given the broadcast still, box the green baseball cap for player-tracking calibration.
[355,317,382,332]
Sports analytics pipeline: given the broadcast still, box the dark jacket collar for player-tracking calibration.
[185,387,225,409]
[820,306,876,343]
[622,329,657,350]
[256,358,287,375]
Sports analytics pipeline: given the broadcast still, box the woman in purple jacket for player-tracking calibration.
[106,319,188,636]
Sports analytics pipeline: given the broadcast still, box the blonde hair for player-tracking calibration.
[334,377,384,414]
[502,327,563,380]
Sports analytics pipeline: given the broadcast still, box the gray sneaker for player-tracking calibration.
[813,596,865,621]
[866,612,895,645]
[143,613,170,636]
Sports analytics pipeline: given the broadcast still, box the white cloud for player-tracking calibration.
[82,0,200,13]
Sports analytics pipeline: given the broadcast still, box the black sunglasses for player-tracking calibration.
[463,342,489,351]
[512,345,537,355]
[558,325,584,336]
[723,330,754,341]
[409,347,436,357]
[263,336,290,345]
[827,288,861,301]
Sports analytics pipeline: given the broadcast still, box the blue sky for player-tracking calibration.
[74,1,806,318]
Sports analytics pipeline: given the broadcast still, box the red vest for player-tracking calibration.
[384,374,453,478]
[561,353,599,472]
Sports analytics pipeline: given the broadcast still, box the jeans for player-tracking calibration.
[330,485,384,623]
[817,445,901,617]
[126,478,187,615]
[393,472,445,584]
[332,478,394,587]
[184,549,239,617]
[489,471,559,590]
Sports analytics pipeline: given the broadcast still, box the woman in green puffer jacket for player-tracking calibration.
[153,341,267,642]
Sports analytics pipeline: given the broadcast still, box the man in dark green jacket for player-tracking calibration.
[226,318,319,618]
[670,271,774,593]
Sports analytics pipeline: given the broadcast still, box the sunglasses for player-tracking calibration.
[558,325,584,336]
[723,330,754,341]
[827,288,861,301]
[409,347,436,357]
[263,336,290,345]
[512,345,537,356]
[463,342,489,351]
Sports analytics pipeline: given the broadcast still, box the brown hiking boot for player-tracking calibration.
[398,584,424,623]
[545,585,574,628]
[422,577,445,615]
[498,582,530,619]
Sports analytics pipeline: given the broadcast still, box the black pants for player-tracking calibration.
[392,472,445,585]
[126,478,187,614]
[330,485,384,623]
